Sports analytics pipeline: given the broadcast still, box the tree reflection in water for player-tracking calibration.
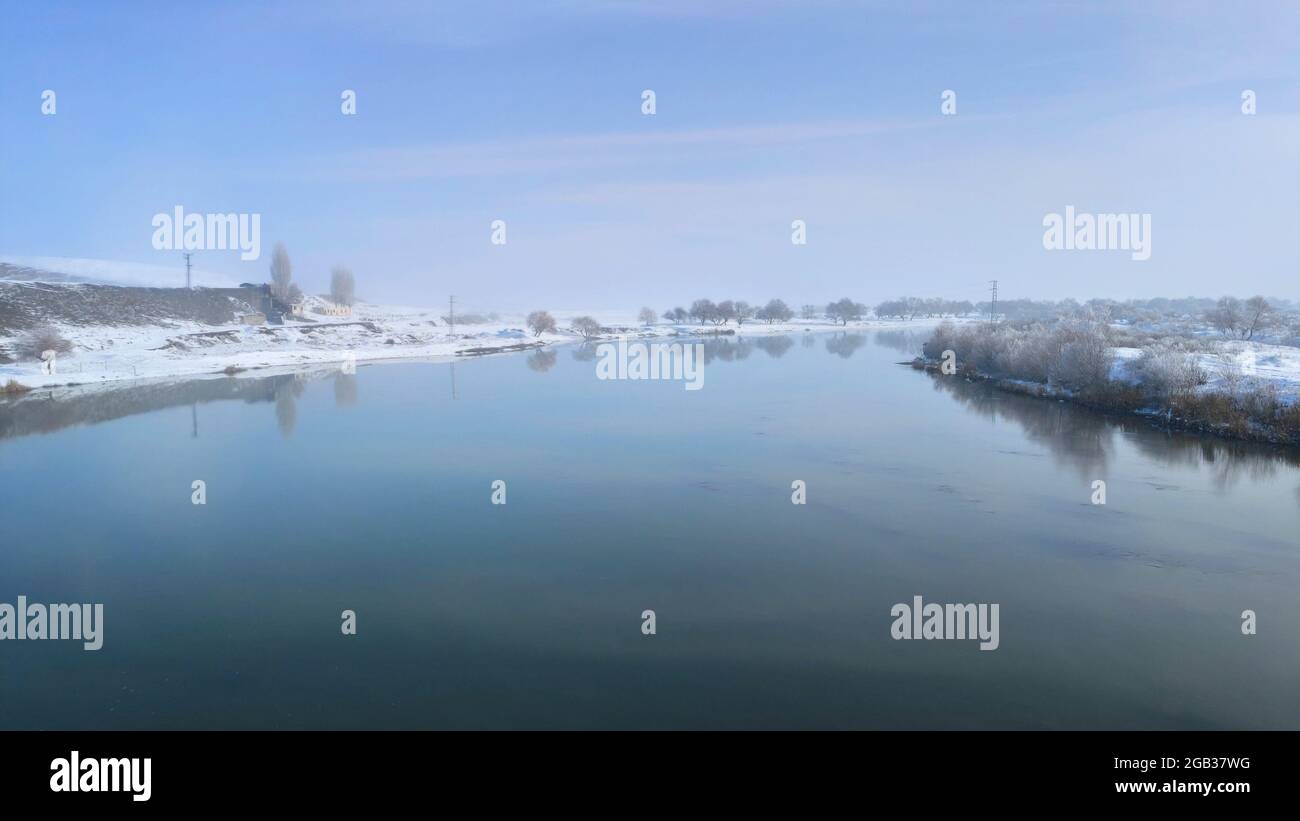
[926,372,1300,496]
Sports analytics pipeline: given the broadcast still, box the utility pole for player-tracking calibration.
[988,280,998,324]
[183,252,193,289]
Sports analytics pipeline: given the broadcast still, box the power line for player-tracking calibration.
[988,280,998,324]
[183,252,193,289]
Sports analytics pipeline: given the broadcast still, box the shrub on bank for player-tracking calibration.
[16,325,73,360]
[921,321,1299,444]
[923,320,1114,390]
[1131,340,1207,399]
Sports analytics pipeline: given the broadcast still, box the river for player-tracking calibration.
[1,330,1296,728]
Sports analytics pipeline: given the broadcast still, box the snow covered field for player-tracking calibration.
[1110,342,1300,405]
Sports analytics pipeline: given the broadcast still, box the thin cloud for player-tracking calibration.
[292,118,949,183]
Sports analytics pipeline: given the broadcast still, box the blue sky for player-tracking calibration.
[1,0,1297,311]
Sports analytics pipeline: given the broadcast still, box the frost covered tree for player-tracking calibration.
[760,299,793,323]
[269,243,293,302]
[17,325,73,360]
[826,297,865,325]
[638,307,657,326]
[571,316,602,338]
[1242,296,1273,340]
[330,266,356,306]
[874,299,901,319]
[527,310,557,336]
[1134,342,1206,398]
[689,299,717,325]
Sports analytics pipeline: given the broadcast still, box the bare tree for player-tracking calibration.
[330,266,356,306]
[715,300,737,325]
[689,299,717,325]
[571,316,603,338]
[733,301,756,325]
[800,304,819,320]
[270,243,293,302]
[903,296,923,320]
[1208,296,1242,337]
[638,307,657,326]
[527,310,557,336]
[16,325,73,360]
[760,298,794,323]
[1242,296,1273,340]
[826,297,865,325]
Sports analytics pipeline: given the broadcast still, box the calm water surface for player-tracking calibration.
[2,331,1298,729]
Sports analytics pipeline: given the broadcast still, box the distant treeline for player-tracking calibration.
[641,294,1300,334]
[966,296,1298,326]
[659,297,877,326]
[874,298,977,319]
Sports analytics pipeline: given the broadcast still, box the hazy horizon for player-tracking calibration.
[2,0,1297,311]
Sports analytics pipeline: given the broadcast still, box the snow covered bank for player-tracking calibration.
[0,298,931,392]
[1108,341,1300,405]
[917,321,1300,446]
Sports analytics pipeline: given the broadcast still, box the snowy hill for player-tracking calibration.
[0,257,238,288]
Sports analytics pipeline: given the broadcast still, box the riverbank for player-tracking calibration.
[0,300,941,394]
[909,357,1300,447]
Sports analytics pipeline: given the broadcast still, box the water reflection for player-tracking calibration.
[755,335,794,358]
[333,373,358,406]
[824,332,868,359]
[927,371,1300,493]
[705,339,750,363]
[873,328,928,356]
[563,335,804,368]
[5,343,1300,501]
[0,371,333,444]
[273,376,306,438]
[526,349,557,373]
